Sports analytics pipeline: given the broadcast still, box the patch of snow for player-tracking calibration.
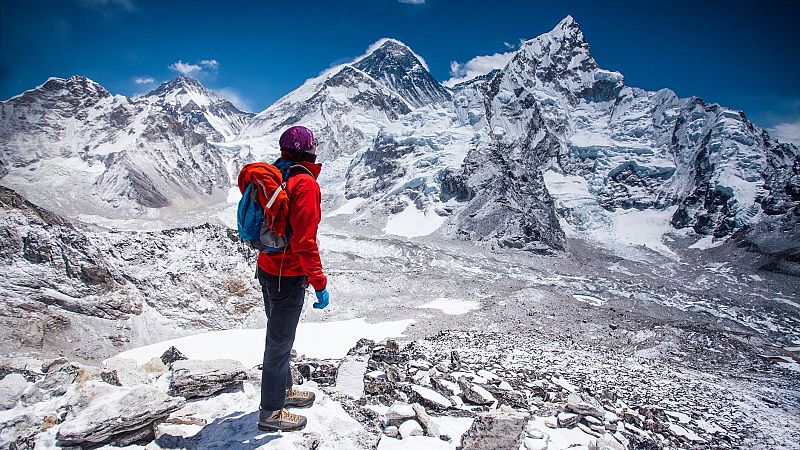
[417,298,480,315]
[528,416,594,449]
[689,235,725,250]
[572,294,605,306]
[327,197,366,217]
[384,202,446,238]
[112,318,414,366]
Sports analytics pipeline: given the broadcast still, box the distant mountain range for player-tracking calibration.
[1,16,797,256]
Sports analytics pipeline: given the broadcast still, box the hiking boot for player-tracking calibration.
[285,387,315,408]
[257,407,307,432]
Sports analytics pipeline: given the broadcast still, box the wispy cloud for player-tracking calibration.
[78,0,135,13]
[443,51,516,87]
[199,59,219,70]
[768,120,800,146]
[214,87,253,112]
[134,76,154,84]
[169,59,219,77]
[398,0,425,4]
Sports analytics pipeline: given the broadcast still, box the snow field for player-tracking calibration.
[113,318,415,366]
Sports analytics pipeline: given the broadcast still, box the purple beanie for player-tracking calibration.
[279,126,316,152]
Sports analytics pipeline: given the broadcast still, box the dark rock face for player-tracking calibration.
[353,40,451,108]
[160,346,189,366]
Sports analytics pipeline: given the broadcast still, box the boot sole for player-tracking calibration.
[284,399,315,408]
[257,421,307,432]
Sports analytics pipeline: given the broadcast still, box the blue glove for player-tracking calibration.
[313,288,330,309]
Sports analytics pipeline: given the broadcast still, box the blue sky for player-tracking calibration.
[1,0,799,141]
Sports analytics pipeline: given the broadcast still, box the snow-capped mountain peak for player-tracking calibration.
[2,75,112,108]
[510,15,615,100]
[139,76,253,142]
[352,38,451,108]
[144,76,218,108]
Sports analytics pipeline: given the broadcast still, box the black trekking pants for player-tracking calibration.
[257,267,307,411]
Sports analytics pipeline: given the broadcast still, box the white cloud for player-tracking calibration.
[214,87,253,112]
[169,61,202,76]
[443,51,516,87]
[768,120,800,146]
[199,59,219,70]
[134,76,154,84]
[398,0,425,4]
[169,59,219,77]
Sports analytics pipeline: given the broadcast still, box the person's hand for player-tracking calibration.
[313,288,330,309]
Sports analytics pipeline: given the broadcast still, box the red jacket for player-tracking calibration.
[257,161,327,291]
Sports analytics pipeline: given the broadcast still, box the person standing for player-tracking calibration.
[257,126,330,432]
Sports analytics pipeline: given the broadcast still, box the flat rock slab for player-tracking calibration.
[567,392,605,419]
[460,406,530,450]
[57,382,185,447]
[168,359,247,399]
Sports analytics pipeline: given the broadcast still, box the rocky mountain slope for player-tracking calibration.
[0,185,263,361]
[0,76,236,219]
[234,17,798,254]
[139,76,253,142]
[1,18,796,252]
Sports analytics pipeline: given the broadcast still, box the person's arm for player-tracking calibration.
[288,177,327,292]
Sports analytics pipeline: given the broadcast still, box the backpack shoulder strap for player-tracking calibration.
[288,164,314,178]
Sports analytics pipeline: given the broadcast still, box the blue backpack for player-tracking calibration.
[236,160,311,253]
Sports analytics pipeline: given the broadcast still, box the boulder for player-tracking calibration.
[336,343,371,399]
[160,346,188,366]
[398,419,424,439]
[168,359,247,399]
[138,357,167,375]
[21,363,80,403]
[295,360,338,386]
[458,376,495,405]
[589,435,625,450]
[384,402,416,427]
[460,406,530,449]
[557,412,580,427]
[56,382,185,447]
[0,373,30,409]
[406,384,452,411]
[42,357,69,373]
[383,425,400,438]
[566,392,605,419]
[0,357,43,382]
[103,357,151,386]
[364,370,393,395]
[412,403,446,439]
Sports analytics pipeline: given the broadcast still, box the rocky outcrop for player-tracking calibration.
[57,383,185,447]
[168,359,247,399]
[0,186,262,359]
[460,406,530,450]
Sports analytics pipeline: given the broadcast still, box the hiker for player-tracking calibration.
[253,126,330,432]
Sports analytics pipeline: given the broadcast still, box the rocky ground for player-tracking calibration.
[1,218,799,448]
